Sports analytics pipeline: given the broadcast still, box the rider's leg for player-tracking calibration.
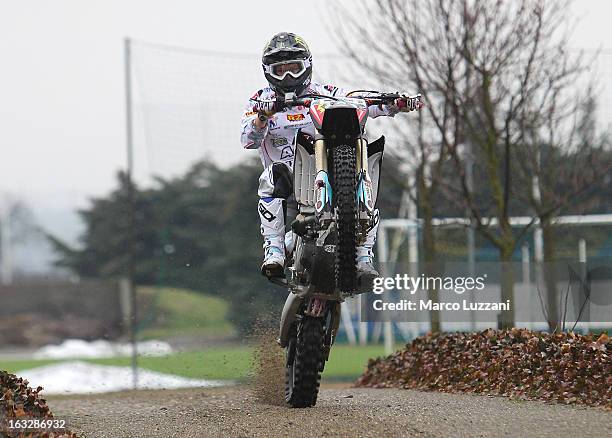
[357,142,383,279]
[258,162,293,277]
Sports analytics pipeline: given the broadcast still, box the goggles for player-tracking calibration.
[264,58,311,81]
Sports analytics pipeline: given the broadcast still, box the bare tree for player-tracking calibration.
[334,0,602,328]
[332,0,472,332]
[514,86,611,330]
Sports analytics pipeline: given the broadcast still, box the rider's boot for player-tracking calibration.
[262,243,285,278]
[357,254,379,277]
[356,217,380,286]
[259,197,285,278]
[356,253,380,288]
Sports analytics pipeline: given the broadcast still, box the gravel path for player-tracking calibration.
[50,385,611,437]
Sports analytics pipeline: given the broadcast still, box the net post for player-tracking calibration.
[124,36,138,390]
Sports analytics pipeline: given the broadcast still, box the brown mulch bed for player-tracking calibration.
[356,329,611,408]
[1,370,78,437]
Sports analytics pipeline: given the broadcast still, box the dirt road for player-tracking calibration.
[49,384,610,437]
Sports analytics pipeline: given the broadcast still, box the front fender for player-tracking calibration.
[278,293,302,347]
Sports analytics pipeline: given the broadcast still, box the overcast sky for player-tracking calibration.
[1,0,611,261]
[0,0,336,211]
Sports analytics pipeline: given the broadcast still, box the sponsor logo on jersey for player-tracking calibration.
[272,137,289,147]
[287,113,305,122]
[324,84,338,95]
[280,145,294,160]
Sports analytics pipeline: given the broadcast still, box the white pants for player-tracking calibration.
[257,162,379,259]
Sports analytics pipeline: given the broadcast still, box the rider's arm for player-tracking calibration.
[368,104,398,118]
[240,99,269,149]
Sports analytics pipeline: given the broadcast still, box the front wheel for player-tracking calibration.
[333,144,357,292]
[285,316,324,407]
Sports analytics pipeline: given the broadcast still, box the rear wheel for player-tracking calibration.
[332,144,357,292]
[285,316,324,407]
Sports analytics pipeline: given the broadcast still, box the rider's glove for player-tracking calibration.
[252,100,278,119]
[395,95,424,112]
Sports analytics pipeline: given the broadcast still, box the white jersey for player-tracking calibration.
[240,82,395,169]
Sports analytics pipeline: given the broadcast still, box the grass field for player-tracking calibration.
[0,344,388,382]
[137,287,235,340]
[1,288,391,382]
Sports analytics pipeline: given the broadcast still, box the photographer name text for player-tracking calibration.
[372,299,511,312]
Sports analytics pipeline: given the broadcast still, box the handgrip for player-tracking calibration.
[251,98,312,113]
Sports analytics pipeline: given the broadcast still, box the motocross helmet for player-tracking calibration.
[262,32,312,95]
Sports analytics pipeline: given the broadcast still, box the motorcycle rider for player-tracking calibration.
[241,32,420,280]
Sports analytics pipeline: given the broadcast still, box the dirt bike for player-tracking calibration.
[252,91,422,407]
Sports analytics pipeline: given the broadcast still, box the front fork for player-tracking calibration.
[355,138,375,242]
[313,137,374,244]
[314,138,332,217]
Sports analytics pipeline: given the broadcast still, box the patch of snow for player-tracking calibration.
[19,361,228,394]
[33,339,173,359]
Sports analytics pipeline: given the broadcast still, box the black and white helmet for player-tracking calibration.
[262,32,312,95]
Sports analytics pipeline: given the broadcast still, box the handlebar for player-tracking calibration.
[250,92,423,113]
